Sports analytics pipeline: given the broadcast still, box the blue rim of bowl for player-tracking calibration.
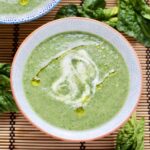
[0,0,61,24]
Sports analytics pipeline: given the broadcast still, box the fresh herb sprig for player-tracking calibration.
[116,115,145,150]
[55,0,150,47]
[0,64,18,114]
[55,0,118,27]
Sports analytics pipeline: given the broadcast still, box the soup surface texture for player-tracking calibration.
[0,0,46,15]
[23,32,129,130]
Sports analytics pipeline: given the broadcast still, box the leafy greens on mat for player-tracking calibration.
[116,116,145,150]
[117,0,150,47]
[55,0,150,47]
[0,64,18,114]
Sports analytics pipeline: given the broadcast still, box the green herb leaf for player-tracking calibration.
[55,5,79,19]
[83,0,106,9]
[0,64,18,114]
[0,64,10,77]
[95,7,118,20]
[117,0,150,47]
[130,0,150,20]
[116,115,145,150]
[104,17,118,27]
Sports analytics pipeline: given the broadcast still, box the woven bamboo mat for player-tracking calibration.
[0,0,150,149]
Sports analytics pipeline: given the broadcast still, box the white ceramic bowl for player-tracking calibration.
[11,17,142,141]
[0,0,60,24]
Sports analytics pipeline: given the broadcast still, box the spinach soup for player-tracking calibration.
[0,0,46,15]
[23,32,129,130]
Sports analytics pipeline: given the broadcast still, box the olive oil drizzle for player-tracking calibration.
[75,69,116,116]
[31,44,117,118]
[75,107,85,117]
[31,45,89,86]
[96,69,116,89]
[19,0,29,6]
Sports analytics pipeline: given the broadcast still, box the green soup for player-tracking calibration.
[0,0,46,14]
[23,32,129,130]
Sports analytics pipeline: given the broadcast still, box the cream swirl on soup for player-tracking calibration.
[32,45,115,109]
[50,49,115,109]
[23,32,129,130]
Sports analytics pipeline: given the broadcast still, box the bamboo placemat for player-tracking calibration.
[0,0,150,149]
